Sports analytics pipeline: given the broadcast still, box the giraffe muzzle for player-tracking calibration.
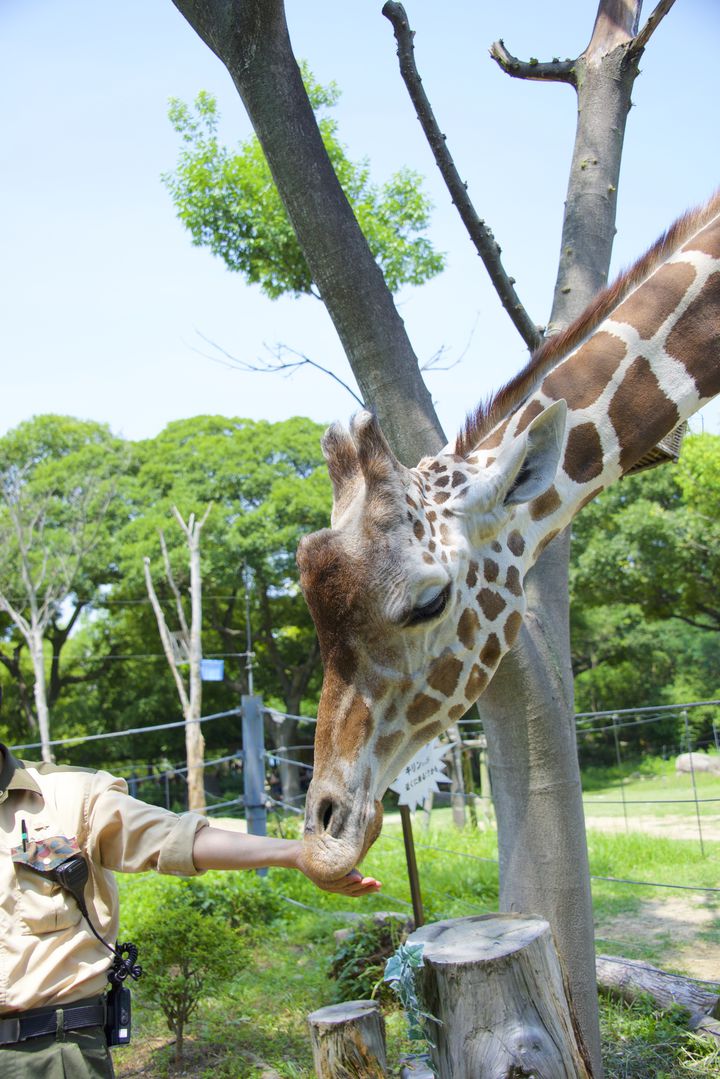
[302,784,383,881]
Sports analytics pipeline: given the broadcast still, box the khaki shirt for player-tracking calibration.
[0,745,209,1014]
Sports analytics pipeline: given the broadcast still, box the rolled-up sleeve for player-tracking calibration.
[85,772,210,876]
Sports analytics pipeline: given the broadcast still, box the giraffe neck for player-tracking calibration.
[464,196,720,564]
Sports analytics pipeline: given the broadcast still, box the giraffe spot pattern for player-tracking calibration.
[530,485,562,521]
[435,475,450,488]
[422,553,434,564]
[458,607,480,650]
[413,520,425,541]
[609,356,681,473]
[577,486,604,513]
[483,558,499,582]
[449,704,466,721]
[533,529,561,560]
[336,695,374,761]
[478,588,507,621]
[684,217,720,258]
[451,471,467,488]
[466,561,479,589]
[563,422,604,484]
[504,565,522,596]
[613,261,697,339]
[480,633,501,667]
[504,611,523,646]
[665,272,720,401]
[543,331,627,410]
[479,417,510,450]
[516,399,544,433]
[465,664,488,700]
[427,654,464,696]
[435,492,451,504]
[407,692,442,726]
[507,531,525,556]
[375,731,403,759]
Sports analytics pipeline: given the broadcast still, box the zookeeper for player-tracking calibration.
[0,742,381,1077]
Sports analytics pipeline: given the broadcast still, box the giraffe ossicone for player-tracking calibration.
[298,191,720,882]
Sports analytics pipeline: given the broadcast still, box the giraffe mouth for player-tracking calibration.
[302,789,384,882]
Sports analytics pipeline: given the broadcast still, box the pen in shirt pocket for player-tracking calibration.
[21,818,28,852]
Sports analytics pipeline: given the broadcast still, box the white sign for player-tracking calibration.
[389,738,450,812]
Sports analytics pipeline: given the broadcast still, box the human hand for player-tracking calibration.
[312,868,382,897]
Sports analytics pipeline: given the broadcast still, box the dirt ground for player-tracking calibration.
[585,813,720,843]
[595,893,719,983]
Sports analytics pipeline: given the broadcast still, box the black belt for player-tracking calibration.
[0,997,106,1046]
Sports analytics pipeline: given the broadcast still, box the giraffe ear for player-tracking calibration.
[322,422,362,524]
[350,411,412,493]
[503,399,567,506]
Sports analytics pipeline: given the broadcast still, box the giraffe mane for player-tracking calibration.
[455,189,720,457]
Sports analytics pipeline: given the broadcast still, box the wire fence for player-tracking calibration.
[10,696,719,978]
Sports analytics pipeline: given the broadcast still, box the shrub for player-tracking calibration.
[129,878,245,1063]
[328,916,410,1004]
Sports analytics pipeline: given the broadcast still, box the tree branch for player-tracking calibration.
[383,2,543,352]
[489,40,576,84]
[143,556,190,713]
[630,0,677,55]
[195,334,366,409]
[159,528,190,643]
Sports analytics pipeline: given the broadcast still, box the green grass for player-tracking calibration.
[113,816,719,1078]
[580,753,720,820]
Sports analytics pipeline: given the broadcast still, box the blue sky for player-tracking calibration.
[2,0,719,445]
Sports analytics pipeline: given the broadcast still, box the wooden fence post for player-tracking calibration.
[241,694,267,874]
[409,913,593,1078]
[307,999,387,1078]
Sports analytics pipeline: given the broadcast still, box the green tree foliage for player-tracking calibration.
[569,434,720,754]
[162,73,444,298]
[129,878,244,1064]
[0,416,126,751]
[572,434,720,631]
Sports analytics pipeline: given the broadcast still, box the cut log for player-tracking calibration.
[307,999,387,1078]
[597,954,720,1038]
[409,913,593,1079]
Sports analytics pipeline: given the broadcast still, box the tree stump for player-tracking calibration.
[409,914,593,1078]
[307,999,387,1078]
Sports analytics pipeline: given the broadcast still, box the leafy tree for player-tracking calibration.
[162,74,444,299]
[572,435,720,633]
[0,416,125,760]
[168,2,691,1064]
[115,415,332,800]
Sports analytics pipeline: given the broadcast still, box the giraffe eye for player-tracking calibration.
[406,584,451,627]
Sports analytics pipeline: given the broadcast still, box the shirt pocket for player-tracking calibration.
[15,867,83,936]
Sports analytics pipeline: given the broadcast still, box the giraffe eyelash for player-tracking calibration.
[405,584,451,627]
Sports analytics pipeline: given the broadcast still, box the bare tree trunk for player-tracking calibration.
[28,626,53,763]
[185,512,206,812]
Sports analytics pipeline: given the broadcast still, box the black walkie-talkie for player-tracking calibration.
[45,854,142,1046]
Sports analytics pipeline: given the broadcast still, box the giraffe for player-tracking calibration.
[297,191,720,882]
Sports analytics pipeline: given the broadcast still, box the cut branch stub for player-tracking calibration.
[307,999,387,1079]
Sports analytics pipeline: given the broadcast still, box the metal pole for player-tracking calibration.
[399,805,424,928]
[682,709,706,857]
[242,694,267,876]
[611,714,629,833]
[244,563,254,697]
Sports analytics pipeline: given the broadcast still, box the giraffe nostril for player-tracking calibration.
[319,800,334,833]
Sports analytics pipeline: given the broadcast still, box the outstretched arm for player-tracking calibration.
[192,825,381,897]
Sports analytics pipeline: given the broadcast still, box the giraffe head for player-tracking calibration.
[297,402,567,880]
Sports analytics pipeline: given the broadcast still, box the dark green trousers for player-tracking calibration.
[0,1025,114,1078]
